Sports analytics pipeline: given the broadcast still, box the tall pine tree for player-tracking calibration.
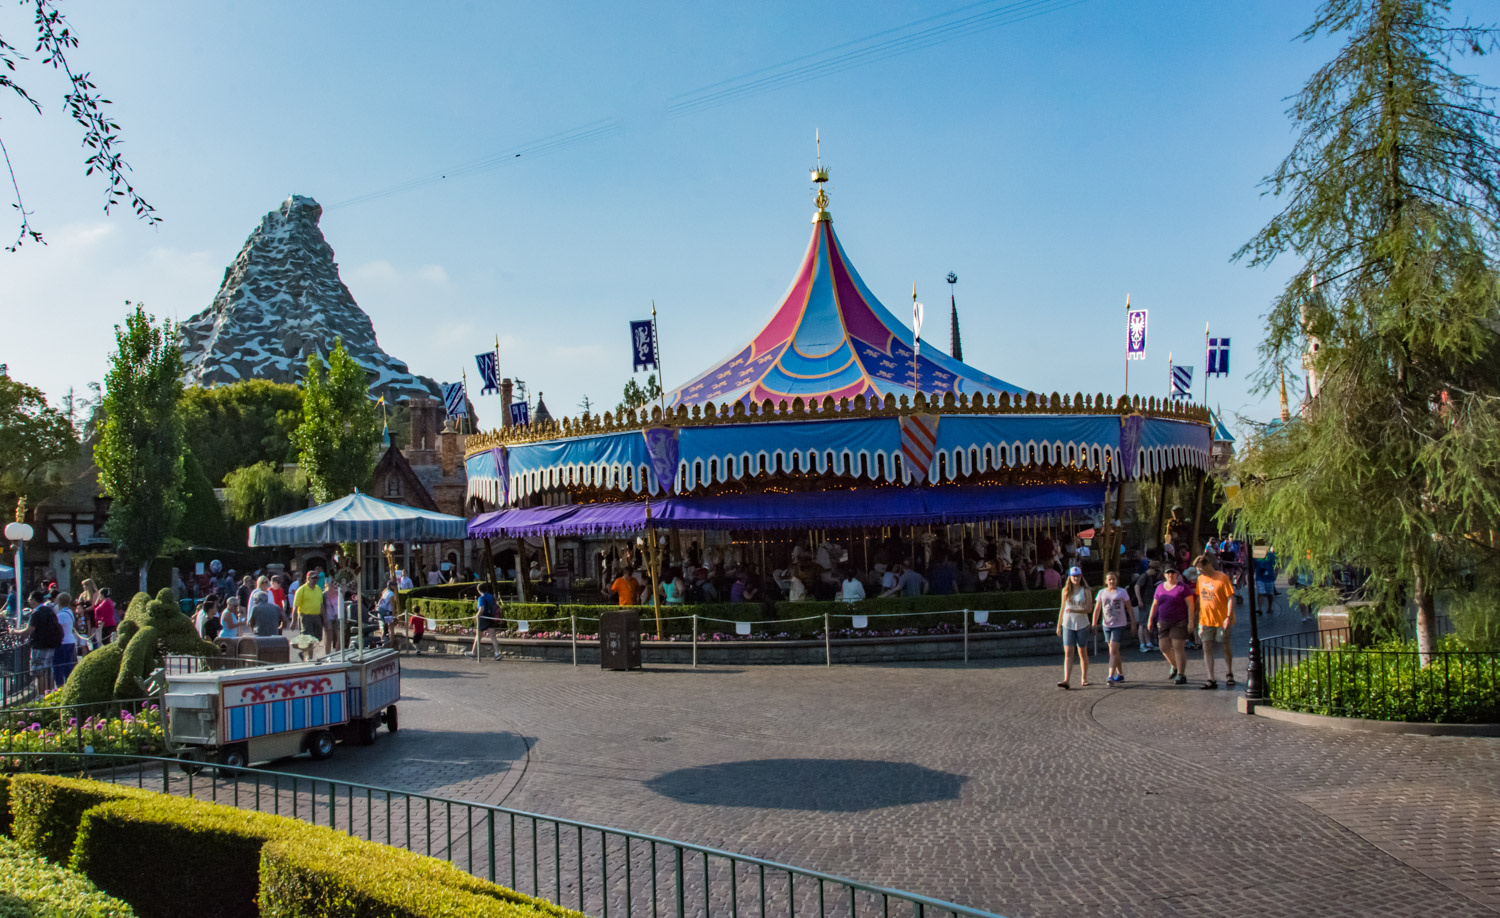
[1231,0,1500,658]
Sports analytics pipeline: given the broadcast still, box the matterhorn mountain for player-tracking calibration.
[179,195,440,402]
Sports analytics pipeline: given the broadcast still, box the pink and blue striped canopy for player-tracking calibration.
[667,218,1024,408]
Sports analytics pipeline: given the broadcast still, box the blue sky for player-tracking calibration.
[4,1,1496,436]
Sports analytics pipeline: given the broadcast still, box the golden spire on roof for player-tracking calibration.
[811,129,830,223]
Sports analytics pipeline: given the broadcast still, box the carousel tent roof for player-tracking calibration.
[247,491,467,547]
[667,215,1025,408]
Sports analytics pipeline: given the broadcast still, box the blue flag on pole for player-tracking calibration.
[509,402,530,427]
[442,382,467,419]
[630,320,658,371]
[1171,365,1193,399]
[475,352,499,394]
[1207,337,1231,376]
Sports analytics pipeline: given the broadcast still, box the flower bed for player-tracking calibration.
[0,701,165,770]
[1267,635,1500,724]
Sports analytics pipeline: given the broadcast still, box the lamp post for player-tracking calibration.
[5,520,34,618]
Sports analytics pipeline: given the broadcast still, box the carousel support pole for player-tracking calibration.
[1153,472,1170,562]
[482,538,499,594]
[1190,467,1208,553]
[645,504,664,640]
[691,614,698,669]
[571,614,577,667]
[1111,478,1128,575]
[824,613,831,667]
[963,609,969,664]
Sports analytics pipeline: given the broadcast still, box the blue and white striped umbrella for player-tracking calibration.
[247,492,468,547]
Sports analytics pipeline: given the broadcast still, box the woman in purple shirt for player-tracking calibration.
[1147,566,1196,685]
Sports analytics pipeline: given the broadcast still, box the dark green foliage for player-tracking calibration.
[222,461,309,534]
[259,825,588,918]
[0,774,10,837]
[0,835,136,918]
[7,775,149,864]
[171,450,232,549]
[70,556,176,600]
[616,373,662,415]
[72,797,295,918]
[95,305,186,574]
[1228,1,1500,656]
[0,373,78,512]
[291,339,381,503]
[178,380,303,486]
[1269,636,1500,723]
[59,588,218,707]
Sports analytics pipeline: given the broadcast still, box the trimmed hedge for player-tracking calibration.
[0,835,136,918]
[1268,637,1500,724]
[409,590,1060,638]
[72,796,297,918]
[259,827,588,918]
[8,775,151,864]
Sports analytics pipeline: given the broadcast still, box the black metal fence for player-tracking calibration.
[7,752,1007,918]
[1261,626,1500,723]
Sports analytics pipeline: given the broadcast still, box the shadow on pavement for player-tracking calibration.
[646,758,966,811]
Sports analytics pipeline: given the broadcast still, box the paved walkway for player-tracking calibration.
[277,600,1499,918]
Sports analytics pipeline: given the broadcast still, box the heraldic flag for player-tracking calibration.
[1170,365,1193,400]
[475,352,499,394]
[899,414,940,483]
[630,320,658,371]
[442,381,467,419]
[1207,337,1231,377]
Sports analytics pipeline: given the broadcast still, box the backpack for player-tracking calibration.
[201,614,222,640]
[30,604,63,648]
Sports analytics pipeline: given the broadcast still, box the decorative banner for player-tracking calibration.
[735,621,752,635]
[973,610,990,624]
[490,447,510,505]
[852,615,869,629]
[899,413,940,484]
[1119,413,1144,479]
[509,402,531,427]
[641,426,680,494]
[1170,365,1193,400]
[516,620,529,633]
[912,301,925,355]
[442,382,467,419]
[1207,337,1231,376]
[1126,309,1148,360]
[475,352,499,395]
[630,320,658,371]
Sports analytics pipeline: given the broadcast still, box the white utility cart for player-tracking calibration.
[163,647,400,770]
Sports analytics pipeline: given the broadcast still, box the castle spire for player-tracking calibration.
[811,129,830,223]
[1279,367,1291,422]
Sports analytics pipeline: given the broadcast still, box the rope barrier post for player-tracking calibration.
[571,614,577,667]
[691,614,698,670]
[824,613,831,667]
[963,609,969,665]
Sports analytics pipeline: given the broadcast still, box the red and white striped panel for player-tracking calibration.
[900,414,939,483]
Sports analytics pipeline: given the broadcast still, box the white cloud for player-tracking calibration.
[416,264,448,284]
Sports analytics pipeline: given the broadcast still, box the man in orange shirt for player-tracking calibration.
[606,567,643,606]
[1193,554,1237,689]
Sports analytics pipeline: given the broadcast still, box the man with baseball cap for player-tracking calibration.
[1193,553,1237,688]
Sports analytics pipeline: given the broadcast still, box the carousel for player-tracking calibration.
[463,162,1212,596]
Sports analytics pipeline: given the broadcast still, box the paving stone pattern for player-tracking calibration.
[170,601,1495,918]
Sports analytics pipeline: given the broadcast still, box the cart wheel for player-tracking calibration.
[382,704,399,733]
[218,744,249,770]
[357,718,379,746]
[177,751,206,776]
[306,731,336,760]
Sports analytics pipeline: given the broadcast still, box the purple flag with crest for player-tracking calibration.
[642,427,679,494]
[1119,414,1144,480]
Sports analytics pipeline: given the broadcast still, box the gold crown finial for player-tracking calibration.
[811,129,830,221]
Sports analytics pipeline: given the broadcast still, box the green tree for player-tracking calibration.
[615,373,662,415]
[223,461,309,534]
[292,339,381,503]
[179,380,303,485]
[171,449,231,549]
[0,371,77,510]
[1,1,158,251]
[1229,0,1500,658]
[95,303,185,589]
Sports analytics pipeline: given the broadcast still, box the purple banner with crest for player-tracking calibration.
[490,447,510,505]
[1126,309,1148,360]
[1119,414,1144,479]
[642,427,679,494]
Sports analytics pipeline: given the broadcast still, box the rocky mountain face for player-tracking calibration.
[179,195,439,402]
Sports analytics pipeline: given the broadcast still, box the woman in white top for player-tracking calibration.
[1091,571,1135,684]
[1054,566,1093,688]
[839,568,866,603]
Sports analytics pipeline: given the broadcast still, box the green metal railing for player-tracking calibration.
[7,751,1008,918]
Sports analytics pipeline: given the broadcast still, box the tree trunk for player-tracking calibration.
[1412,561,1437,666]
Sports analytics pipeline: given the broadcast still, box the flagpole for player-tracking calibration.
[1123,294,1131,399]
[462,369,471,435]
[911,285,920,399]
[1203,322,1210,405]
[651,300,666,417]
[1167,352,1173,400]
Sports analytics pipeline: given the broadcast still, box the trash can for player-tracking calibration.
[235,635,290,665]
[599,610,642,671]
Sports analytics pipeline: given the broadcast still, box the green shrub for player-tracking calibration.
[259,827,588,918]
[1268,636,1500,723]
[8,775,150,863]
[402,581,517,601]
[0,835,136,918]
[72,796,299,918]
[0,774,10,837]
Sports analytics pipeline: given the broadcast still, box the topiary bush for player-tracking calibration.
[1268,636,1500,723]
[0,835,136,918]
[7,775,151,864]
[259,826,588,918]
[72,795,301,918]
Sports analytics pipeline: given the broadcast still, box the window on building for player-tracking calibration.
[386,476,401,498]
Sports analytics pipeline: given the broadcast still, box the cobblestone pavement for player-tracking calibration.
[269,602,1498,918]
